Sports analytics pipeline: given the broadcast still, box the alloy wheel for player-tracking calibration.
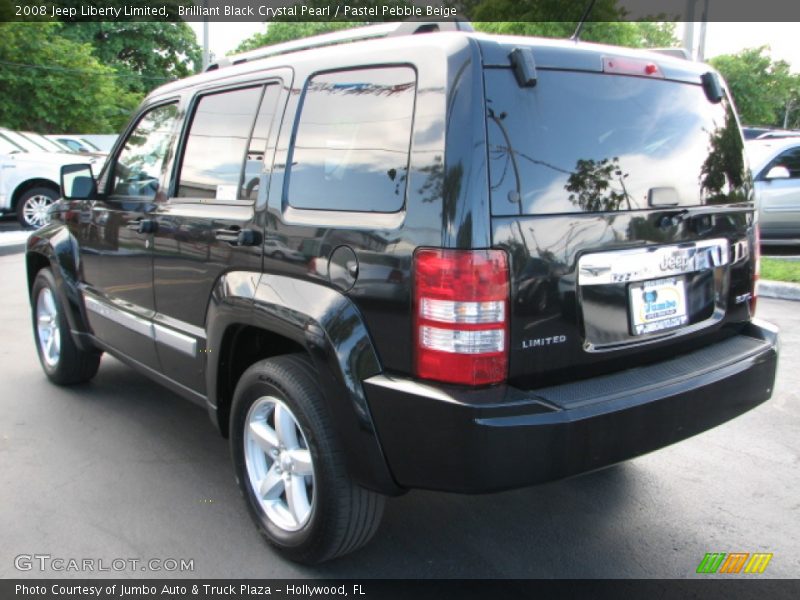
[22,194,53,228]
[36,288,61,368]
[244,396,315,532]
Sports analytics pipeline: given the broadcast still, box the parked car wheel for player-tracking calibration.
[31,269,101,384]
[17,187,58,229]
[230,354,385,564]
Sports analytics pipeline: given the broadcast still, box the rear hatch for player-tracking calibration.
[480,39,758,389]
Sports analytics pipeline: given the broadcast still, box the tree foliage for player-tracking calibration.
[710,47,800,129]
[473,20,677,48]
[0,22,138,133]
[464,0,677,47]
[234,18,676,58]
[58,22,201,95]
[235,22,364,54]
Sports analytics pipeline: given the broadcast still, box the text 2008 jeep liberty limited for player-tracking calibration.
[26,22,778,563]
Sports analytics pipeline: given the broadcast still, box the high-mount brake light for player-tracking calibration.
[603,56,664,78]
[413,249,509,386]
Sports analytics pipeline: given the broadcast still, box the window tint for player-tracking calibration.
[770,147,800,178]
[178,86,266,200]
[59,139,82,152]
[486,69,748,215]
[112,103,178,198]
[287,67,416,212]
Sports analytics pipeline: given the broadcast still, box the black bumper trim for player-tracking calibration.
[364,322,778,493]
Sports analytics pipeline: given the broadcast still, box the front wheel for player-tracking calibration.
[31,269,101,384]
[17,187,58,229]
[230,354,385,564]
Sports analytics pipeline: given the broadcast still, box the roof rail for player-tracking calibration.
[206,21,474,72]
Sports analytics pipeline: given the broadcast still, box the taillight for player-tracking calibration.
[413,248,509,386]
[751,225,760,315]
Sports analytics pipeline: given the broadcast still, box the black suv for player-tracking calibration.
[26,22,778,564]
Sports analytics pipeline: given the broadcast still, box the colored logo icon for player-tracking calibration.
[696,552,773,574]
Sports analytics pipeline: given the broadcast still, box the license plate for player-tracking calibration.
[629,277,688,336]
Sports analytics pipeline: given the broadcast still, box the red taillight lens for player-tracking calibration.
[751,225,760,315]
[413,248,509,386]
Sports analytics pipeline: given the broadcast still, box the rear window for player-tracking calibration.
[486,69,749,216]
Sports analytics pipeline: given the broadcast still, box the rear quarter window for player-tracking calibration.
[286,66,416,213]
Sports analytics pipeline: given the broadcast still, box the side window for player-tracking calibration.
[61,139,82,152]
[112,103,179,199]
[287,66,416,212]
[243,85,281,201]
[769,147,800,178]
[178,85,276,201]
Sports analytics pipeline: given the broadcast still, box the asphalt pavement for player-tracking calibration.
[0,250,798,579]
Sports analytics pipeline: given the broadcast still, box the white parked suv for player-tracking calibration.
[0,133,97,228]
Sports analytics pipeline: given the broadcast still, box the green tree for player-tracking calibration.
[473,20,676,48]
[234,0,676,56]
[0,22,138,133]
[466,0,677,47]
[710,47,798,127]
[234,22,364,54]
[785,83,800,129]
[58,22,201,95]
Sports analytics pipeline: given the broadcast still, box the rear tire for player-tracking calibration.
[31,269,101,385]
[230,354,385,564]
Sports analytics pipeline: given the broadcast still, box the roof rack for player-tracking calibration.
[206,21,474,72]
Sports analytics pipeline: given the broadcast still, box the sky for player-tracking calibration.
[698,23,800,70]
[188,22,800,72]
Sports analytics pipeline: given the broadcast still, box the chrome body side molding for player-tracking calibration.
[83,292,202,357]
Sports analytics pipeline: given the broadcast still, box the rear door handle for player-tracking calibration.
[126,218,156,234]
[214,227,261,247]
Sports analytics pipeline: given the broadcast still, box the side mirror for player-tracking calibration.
[765,165,791,180]
[60,164,96,200]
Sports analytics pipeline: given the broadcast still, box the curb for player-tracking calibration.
[0,230,30,257]
[0,241,26,257]
[759,280,800,302]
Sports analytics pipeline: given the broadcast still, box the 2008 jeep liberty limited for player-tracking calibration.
[26,22,778,564]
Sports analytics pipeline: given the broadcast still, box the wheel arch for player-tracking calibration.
[25,226,96,353]
[12,178,59,210]
[206,271,402,496]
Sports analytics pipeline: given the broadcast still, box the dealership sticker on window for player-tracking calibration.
[629,276,688,335]
[216,184,237,200]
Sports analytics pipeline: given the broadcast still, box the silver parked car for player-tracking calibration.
[747,138,800,245]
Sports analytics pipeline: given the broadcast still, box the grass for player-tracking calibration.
[761,258,800,283]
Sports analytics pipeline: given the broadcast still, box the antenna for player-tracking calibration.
[570,0,598,42]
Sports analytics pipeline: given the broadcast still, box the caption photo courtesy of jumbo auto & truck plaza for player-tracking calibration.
[15,583,363,597]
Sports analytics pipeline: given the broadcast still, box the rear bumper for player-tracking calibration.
[364,321,778,493]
